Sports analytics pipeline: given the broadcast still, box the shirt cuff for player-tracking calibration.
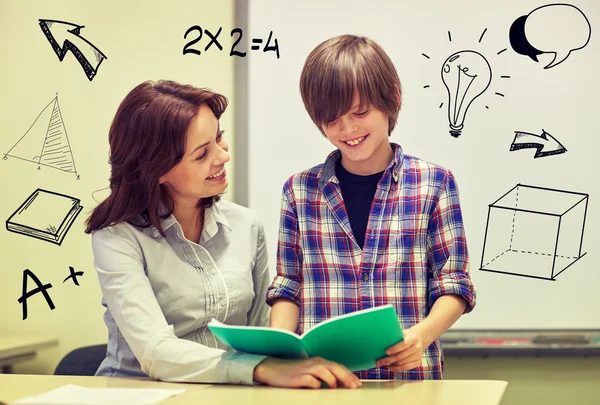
[266,276,301,306]
[222,352,269,385]
[428,276,476,314]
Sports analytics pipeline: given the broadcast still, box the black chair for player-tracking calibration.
[54,344,108,376]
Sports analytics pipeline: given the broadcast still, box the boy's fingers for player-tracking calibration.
[398,353,422,366]
[387,340,407,353]
[386,337,415,355]
[384,340,414,357]
[377,346,420,367]
[386,353,422,370]
[388,361,421,373]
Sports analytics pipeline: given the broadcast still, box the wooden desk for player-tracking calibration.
[0,374,507,405]
[0,336,58,373]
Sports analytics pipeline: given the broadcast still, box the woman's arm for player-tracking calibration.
[92,226,266,385]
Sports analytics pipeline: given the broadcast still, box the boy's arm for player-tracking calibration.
[408,165,472,344]
[247,220,271,327]
[376,170,474,371]
[265,181,303,333]
[407,294,466,347]
[426,169,476,318]
[375,295,466,371]
[270,299,300,332]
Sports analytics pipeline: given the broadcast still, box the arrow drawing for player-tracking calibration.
[39,19,107,81]
[509,129,566,158]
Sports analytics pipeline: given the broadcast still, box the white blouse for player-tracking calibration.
[92,199,270,385]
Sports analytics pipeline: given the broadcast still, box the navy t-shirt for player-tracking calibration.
[335,159,385,249]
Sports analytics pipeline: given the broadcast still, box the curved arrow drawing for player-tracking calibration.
[510,129,566,158]
[39,19,107,81]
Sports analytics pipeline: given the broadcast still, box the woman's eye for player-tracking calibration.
[356,110,369,117]
[196,150,208,161]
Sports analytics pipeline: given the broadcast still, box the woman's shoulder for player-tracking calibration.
[90,220,148,246]
[214,199,262,229]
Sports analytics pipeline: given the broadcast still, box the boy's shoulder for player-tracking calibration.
[402,153,447,171]
[282,162,326,191]
[401,153,455,183]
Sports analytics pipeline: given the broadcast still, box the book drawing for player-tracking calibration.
[6,188,83,245]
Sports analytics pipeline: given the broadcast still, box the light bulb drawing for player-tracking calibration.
[421,29,511,138]
[441,51,492,137]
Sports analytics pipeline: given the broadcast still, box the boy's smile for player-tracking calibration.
[342,134,369,147]
[322,92,394,175]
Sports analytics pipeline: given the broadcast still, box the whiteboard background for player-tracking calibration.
[242,0,600,330]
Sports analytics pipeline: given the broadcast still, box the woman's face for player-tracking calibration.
[159,104,230,205]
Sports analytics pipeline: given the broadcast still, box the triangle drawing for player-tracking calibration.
[3,94,79,179]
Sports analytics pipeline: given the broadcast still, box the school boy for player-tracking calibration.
[266,35,476,380]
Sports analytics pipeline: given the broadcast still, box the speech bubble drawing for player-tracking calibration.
[509,3,591,69]
[509,15,544,62]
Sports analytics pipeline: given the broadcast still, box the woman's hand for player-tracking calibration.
[375,327,424,372]
[253,357,362,389]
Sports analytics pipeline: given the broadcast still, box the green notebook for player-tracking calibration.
[208,304,403,372]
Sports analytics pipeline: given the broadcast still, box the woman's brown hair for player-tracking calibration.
[85,80,228,235]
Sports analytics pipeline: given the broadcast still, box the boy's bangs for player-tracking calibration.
[313,63,374,126]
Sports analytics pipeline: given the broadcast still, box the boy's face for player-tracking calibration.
[321,91,393,175]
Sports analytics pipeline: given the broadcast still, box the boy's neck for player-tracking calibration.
[339,141,394,176]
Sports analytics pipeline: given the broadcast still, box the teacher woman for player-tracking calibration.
[85,80,361,389]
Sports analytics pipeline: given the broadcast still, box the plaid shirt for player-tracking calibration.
[266,143,476,380]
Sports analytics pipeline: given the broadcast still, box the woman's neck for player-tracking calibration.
[173,203,204,243]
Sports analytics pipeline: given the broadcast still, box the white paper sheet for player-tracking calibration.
[12,384,186,405]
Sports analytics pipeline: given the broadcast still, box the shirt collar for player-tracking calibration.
[148,200,231,238]
[201,201,231,241]
[318,142,403,189]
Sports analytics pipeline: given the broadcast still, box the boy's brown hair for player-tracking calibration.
[300,34,402,136]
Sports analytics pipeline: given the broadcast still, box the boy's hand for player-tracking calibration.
[375,327,424,372]
[253,357,362,389]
